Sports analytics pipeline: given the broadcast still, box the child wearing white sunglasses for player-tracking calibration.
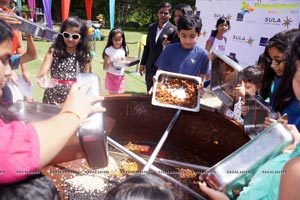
[37,16,91,105]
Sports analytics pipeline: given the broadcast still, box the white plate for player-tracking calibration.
[113,57,140,67]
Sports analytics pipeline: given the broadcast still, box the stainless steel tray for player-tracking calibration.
[8,101,61,122]
[210,51,243,110]
[200,123,293,196]
[152,71,201,112]
[200,89,224,112]
[0,10,58,42]
[113,57,140,67]
[77,73,108,169]
[244,97,271,138]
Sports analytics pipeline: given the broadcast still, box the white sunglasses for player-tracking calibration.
[61,31,81,40]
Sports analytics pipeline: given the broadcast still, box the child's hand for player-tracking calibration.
[233,84,245,100]
[10,71,19,85]
[152,74,157,83]
[21,70,31,84]
[277,113,288,126]
[24,96,35,103]
[198,181,230,200]
[244,83,258,97]
[264,116,277,129]
[241,102,249,117]
[104,61,113,70]
[148,75,158,95]
[0,12,21,25]
[197,78,204,97]
[148,86,153,95]
[37,75,47,88]
[208,51,216,61]
[36,75,57,89]
[282,124,300,153]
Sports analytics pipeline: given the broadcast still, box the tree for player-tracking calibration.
[44,0,196,26]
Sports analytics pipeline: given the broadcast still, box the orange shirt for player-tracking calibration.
[2,7,21,54]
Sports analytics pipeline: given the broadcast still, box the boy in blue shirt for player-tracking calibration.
[155,15,209,80]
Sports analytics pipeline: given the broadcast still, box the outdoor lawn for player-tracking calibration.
[19,28,148,102]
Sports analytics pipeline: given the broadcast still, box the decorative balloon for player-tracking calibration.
[88,27,94,36]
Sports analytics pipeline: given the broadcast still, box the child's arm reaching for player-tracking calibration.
[82,61,91,73]
[37,48,54,88]
[20,34,37,64]
[38,48,53,77]
[103,54,112,71]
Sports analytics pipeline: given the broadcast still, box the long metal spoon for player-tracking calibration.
[110,150,209,171]
[107,137,207,200]
[142,109,181,172]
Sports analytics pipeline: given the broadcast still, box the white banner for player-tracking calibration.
[195,0,300,67]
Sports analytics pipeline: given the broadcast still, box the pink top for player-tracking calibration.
[0,119,40,184]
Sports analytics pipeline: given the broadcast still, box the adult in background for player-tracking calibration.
[165,3,194,45]
[139,2,177,93]
[9,0,22,17]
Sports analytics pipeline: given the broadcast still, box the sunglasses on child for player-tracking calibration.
[61,32,81,40]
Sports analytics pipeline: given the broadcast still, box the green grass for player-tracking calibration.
[20,29,148,102]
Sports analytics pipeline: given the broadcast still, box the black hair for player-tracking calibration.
[158,2,172,11]
[177,15,202,33]
[257,53,264,68]
[211,16,231,37]
[104,174,174,200]
[0,19,14,44]
[0,20,17,123]
[227,55,238,63]
[273,29,300,112]
[174,3,193,16]
[102,28,128,59]
[260,29,300,112]
[243,65,264,86]
[51,16,91,66]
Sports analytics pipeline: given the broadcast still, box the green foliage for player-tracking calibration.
[21,5,29,13]
[44,0,196,26]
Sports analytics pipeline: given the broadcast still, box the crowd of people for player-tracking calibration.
[0,0,300,199]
